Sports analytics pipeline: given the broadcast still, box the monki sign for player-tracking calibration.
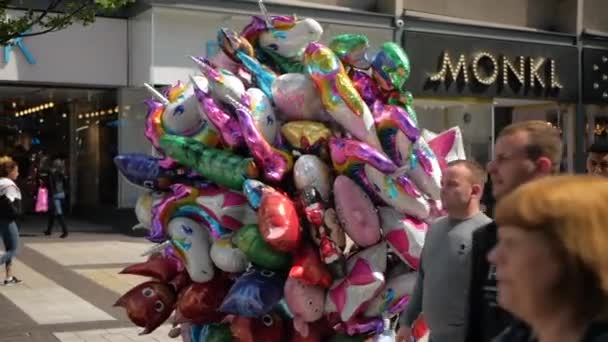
[428,50,563,89]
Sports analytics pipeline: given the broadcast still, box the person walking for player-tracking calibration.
[397,160,491,342]
[43,157,69,238]
[489,175,608,342]
[465,120,563,342]
[586,141,608,177]
[0,156,22,285]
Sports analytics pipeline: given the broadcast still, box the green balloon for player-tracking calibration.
[329,34,371,69]
[234,224,291,270]
[262,48,306,74]
[201,323,233,342]
[375,42,411,91]
[159,135,259,190]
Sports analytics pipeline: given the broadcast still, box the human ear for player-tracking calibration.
[471,184,482,199]
[535,156,554,174]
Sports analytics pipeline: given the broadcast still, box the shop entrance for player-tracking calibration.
[0,84,119,214]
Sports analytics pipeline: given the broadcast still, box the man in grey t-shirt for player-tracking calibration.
[397,160,492,342]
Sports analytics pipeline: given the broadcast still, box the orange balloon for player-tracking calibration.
[258,189,302,252]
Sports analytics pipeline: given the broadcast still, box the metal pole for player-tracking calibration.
[574,0,586,173]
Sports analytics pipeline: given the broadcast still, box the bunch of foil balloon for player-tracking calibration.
[113,8,465,342]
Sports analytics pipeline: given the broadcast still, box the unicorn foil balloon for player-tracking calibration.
[304,42,382,151]
[242,15,323,60]
[144,77,221,168]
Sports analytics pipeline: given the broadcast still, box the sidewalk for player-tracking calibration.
[0,222,175,342]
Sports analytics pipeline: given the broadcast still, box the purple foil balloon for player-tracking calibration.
[343,318,385,336]
[372,100,421,166]
[144,99,178,169]
[329,137,398,175]
[191,78,244,149]
[225,95,293,183]
[349,70,385,107]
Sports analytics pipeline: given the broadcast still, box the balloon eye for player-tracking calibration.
[154,300,165,312]
[181,224,193,235]
[261,270,274,277]
[142,287,154,297]
[262,314,274,327]
[173,105,185,116]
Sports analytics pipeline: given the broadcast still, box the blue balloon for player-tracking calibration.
[219,267,285,317]
[236,50,276,101]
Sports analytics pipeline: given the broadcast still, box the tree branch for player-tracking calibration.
[7,0,95,40]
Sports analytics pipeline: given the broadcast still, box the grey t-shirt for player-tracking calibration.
[400,211,492,342]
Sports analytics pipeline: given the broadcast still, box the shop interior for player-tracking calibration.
[412,97,576,172]
[0,85,119,213]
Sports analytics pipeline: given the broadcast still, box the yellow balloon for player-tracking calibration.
[280,121,332,151]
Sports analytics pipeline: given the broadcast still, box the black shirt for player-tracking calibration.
[493,320,608,342]
[465,221,513,342]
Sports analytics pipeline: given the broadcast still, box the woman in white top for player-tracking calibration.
[0,156,22,285]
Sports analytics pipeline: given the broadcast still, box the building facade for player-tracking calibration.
[1,0,606,214]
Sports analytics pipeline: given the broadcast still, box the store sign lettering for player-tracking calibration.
[429,51,562,89]
[2,30,37,65]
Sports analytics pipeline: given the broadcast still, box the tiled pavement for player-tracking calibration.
[0,217,178,342]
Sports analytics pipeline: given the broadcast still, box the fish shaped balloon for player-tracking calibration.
[378,206,427,270]
[329,34,372,69]
[114,281,176,335]
[191,323,233,342]
[304,42,382,150]
[220,267,286,317]
[233,224,291,271]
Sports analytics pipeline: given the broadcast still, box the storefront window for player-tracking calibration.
[413,98,494,166]
[0,85,118,213]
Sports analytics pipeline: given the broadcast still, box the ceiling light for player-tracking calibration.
[39,118,44,123]
[12,102,16,108]
[62,113,67,118]
[49,102,54,107]
[78,114,83,119]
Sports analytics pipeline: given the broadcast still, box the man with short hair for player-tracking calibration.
[397,160,491,342]
[465,120,563,342]
[587,141,608,177]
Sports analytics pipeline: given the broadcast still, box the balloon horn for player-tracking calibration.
[258,0,273,29]
[189,55,221,82]
[143,83,169,106]
[141,240,173,257]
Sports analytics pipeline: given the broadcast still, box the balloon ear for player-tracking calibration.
[113,295,126,308]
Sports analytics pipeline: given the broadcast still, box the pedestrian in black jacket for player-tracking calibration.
[489,175,608,342]
[42,157,69,238]
[466,121,563,342]
[0,156,22,285]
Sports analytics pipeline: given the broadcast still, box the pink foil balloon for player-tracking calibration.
[285,277,325,337]
[403,137,443,201]
[363,271,418,318]
[378,206,427,270]
[333,175,381,247]
[271,73,329,122]
[372,100,420,167]
[226,95,293,183]
[426,126,467,170]
[243,88,279,144]
[191,76,244,149]
[325,242,387,322]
